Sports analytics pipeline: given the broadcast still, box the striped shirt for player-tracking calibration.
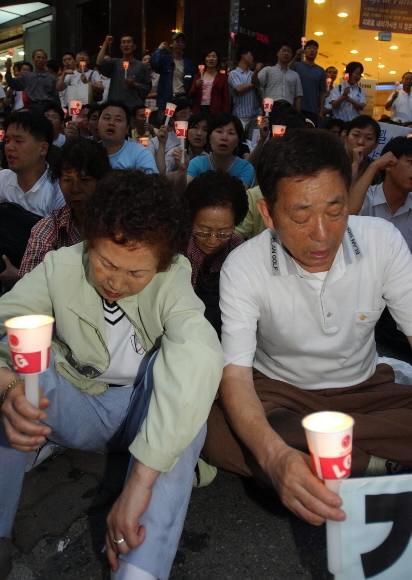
[228,67,260,119]
[258,64,303,104]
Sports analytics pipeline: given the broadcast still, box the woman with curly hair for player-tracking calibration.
[184,170,248,336]
[0,170,223,580]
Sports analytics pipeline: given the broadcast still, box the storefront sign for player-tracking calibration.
[360,0,412,34]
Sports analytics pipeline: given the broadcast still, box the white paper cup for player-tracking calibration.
[165,102,177,118]
[302,411,354,480]
[69,100,82,117]
[139,136,150,147]
[272,124,286,138]
[5,315,54,375]
[263,97,274,115]
[175,120,188,139]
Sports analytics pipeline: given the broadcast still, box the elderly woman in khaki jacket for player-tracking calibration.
[0,171,223,580]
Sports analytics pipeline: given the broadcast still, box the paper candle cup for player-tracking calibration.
[198,64,205,76]
[164,102,177,126]
[301,36,307,48]
[256,115,264,127]
[0,129,4,142]
[139,136,150,147]
[272,124,286,138]
[79,60,86,72]
[263,97,274,115]
[122,61,129,70]
[326,78,332,89]
[5,315,54,375]
[174,120,188,139]
[302,411,354,480]
[343,73,349,81]
[144,107,151,120]
[69,100,82,117]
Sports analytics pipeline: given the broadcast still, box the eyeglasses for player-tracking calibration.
[193,230,233,240]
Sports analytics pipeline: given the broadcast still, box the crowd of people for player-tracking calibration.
[0,30,411,580]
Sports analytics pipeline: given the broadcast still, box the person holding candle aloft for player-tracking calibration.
[203,129,412,529]
[0,170,223,579]
[96,34,151,111]
[56,51,103,105]
[189,50,230,116]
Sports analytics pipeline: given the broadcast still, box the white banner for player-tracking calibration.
[370,122,411,160]
[327,474,412,579]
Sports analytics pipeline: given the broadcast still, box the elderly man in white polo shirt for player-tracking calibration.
[203,129,412,527]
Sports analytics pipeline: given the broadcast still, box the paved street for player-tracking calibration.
[8,449,331,580]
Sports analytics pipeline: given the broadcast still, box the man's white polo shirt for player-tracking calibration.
[361,183,412,251]
[0,167,65,217]
[220,216,412,390]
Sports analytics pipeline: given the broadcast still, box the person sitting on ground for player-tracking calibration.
[0,170,223,580]
[344,115,380,182]
[87,104,101,141]
[348,135,412,363]
[131,105,156,140]
[148,96,192,174]
[324,117,346,138]
[187,113,255,187]
[97,100,158,173]
[19,138,111,278]
[0,112,64,288]
[326,62,366,122]
[183,171,248,337]
[44,103,66,148]
[189,49,230,116]
[202,129,412,530]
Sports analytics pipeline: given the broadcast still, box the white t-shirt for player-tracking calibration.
[99,300,145,386]
[220,216,412,390]
[386,89,412,123]
[361,183,412,251]
[0,167,65,216]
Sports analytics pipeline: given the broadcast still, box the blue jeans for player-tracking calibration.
[0,357,205,579]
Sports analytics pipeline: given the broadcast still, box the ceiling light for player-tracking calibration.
[378,64,385,69]
[389,45,399,50]
[364,57,372,61]
[350,49,359,54]
[314,0,325,4]
[389,70,397,74]
[314,31,324,36]
[337,12,348,18]
[374,35,379,40]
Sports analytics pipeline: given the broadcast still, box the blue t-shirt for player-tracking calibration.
[109,140,158,173]
[187,154,255,187]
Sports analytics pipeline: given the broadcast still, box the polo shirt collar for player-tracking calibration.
[269,224,363,277]
[372,184,412,215]
[11,165,49,194]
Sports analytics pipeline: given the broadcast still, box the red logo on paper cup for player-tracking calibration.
[175,127,187,138]
[263,99,273,112]
[319,452,352,479]
[9,334,19,347]
[69,101,82,116]
[165,106,176,117]
[342,435,351,449]
[11,351,41,373]
[10,347,51,374]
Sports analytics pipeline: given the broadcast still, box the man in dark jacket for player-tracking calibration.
[151,32,195,113]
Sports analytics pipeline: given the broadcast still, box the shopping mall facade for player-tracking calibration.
[0,0,410,117]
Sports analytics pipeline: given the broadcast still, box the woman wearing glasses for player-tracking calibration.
[184,171,248,337]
